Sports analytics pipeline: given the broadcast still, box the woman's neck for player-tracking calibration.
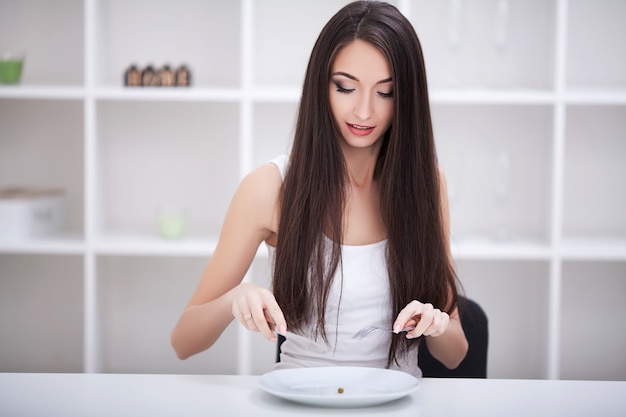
[341,147,381,189]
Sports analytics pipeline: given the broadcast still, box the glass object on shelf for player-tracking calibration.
[157,207,187,239]
[0,51,25,84]
[124,64,191,87]
[141,65,159,87]
[175,65,191,87]
[124,65,141,87]
[493,150,512,241]
[446,0,463,87]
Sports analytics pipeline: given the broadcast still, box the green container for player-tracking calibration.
[0,58,24,84]
[158,211,187,239]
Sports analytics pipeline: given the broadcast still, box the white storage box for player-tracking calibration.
[0,187,65,240]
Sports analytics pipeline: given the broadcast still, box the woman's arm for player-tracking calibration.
[171,163,287,360]
[422,305,468,369]
[393,167,468,369]
[425,167,468,368]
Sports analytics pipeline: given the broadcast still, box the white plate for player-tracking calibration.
[259,366,419,408]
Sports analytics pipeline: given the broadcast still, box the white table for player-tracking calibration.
[0,373,624,417]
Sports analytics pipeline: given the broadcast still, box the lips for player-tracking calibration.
[347,122,375,136]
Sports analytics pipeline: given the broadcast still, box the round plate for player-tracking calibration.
[259,366,419,408]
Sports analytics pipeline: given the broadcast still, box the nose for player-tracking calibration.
[353,92,373,121]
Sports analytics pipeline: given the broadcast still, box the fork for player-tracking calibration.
[352,325,416,341]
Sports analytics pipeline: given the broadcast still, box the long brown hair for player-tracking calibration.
[273,1,458,367]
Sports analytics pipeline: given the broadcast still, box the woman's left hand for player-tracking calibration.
[393,300,450,339]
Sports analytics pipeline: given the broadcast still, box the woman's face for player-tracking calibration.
[329,39,394,151]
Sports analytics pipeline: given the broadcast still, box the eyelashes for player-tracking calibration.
[333,81,354,94]
[332,81,393,98]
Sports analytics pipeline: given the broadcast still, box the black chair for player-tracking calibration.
[276,334,286,363]
[276,296,488,378]
[418,297,489,378]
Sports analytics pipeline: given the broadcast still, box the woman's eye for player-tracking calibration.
[378,91,394,98]
[333,81,354,94]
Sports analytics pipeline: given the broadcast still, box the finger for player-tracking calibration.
[250,306,276,341]
[409,303,434,338]
[422,309,442,336]
[433,312,450,337]
[263,309,275,332]
[231,298,249,326]
[248,294,280,342]
[232,292,260,331]
[242,312,255,329]
[393,300,423,333]
[264,302,287,335]
[423,311,450,337]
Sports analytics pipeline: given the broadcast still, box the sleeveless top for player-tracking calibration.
[266,155,421,377]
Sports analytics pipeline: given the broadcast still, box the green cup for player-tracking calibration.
[157,208,187,239]
[0,52,25,84]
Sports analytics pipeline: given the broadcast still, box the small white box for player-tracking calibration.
[0,187,65,240]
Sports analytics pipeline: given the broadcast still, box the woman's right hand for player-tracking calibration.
[230,282,287,342]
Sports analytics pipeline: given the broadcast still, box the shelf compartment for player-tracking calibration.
[562,105,626,240]
[96,101,239,239]
[252,0,372,89]
[94,0,240,88]
[0,99,85,238]
[0,254,83,372]
[410,0,556,90]
[456,259,551,379]
[560,261,626,381]
[566,0,626,90]
[0,0,84,85]
[251,102,297,170]
[433,103,553,244]
[96,255,238,374]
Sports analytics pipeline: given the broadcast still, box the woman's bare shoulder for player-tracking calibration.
[231,162,283,232]
[240,162,283,198]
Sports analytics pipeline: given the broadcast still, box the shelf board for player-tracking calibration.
[2,234,623,262]
[92,233,273,259]
[0,85,85,100]
[0,235,85,255]
[429,89,556,105]
[3,85,624,106]
[251,86,301,102]
[93,86,242,102]
[451,238,552,260]
[564,88,626,105]
[560,238,626,261]
[93,233,218,256]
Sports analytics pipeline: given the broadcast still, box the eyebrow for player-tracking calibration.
[331,71,393,84]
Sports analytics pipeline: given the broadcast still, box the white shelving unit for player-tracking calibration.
[1,0,624,380]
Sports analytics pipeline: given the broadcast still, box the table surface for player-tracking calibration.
[0,372,624,417]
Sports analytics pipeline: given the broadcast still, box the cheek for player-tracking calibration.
[379,102,394,126]
[329,95,348,122]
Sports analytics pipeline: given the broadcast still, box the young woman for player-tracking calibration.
[171,1,468,377]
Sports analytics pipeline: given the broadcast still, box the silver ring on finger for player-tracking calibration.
[243,313,252,322]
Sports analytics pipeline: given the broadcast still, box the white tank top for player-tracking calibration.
[266,155,421,377]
